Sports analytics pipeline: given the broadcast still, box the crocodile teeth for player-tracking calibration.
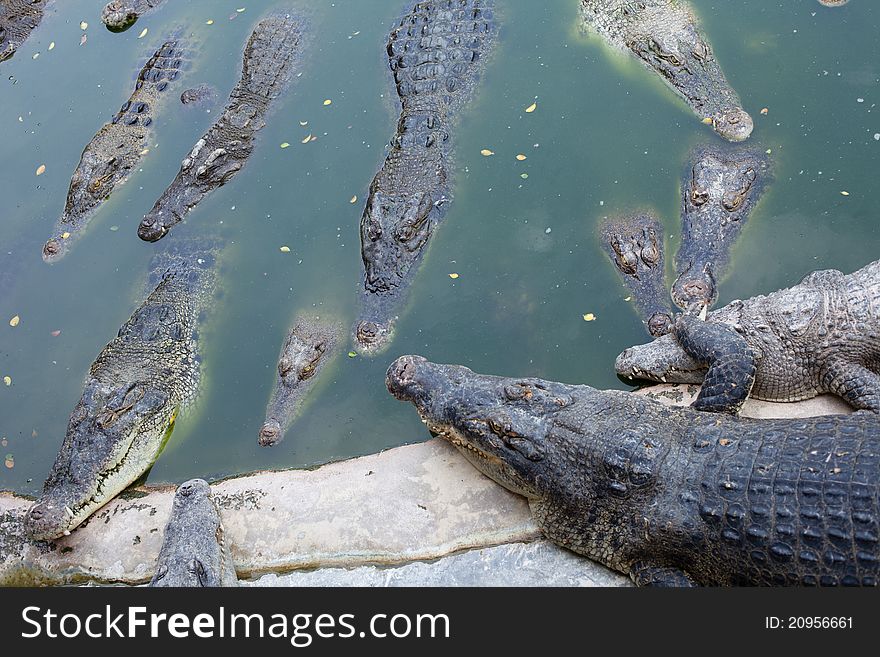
[64,506,74,518]
[63,530,71,536]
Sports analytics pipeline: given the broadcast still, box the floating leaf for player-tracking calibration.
[309,135,317,142]
[280,142,290,149]
[701,117,713,125]
[760,107,769,115]
[840,190,850,196]
[323,99,332,106]
[80,21,88,30]
[348,351,357,358]
[50,330,61,337]
[48,41,55,50]
[520,173,529,179]
[109,225,119,231]
[301,134,312,143]
[61,232,70,239]
[35,164,46,176]
[9,316,20,327]
[3,376,10,386]
[623,296,632,302]
[236,7,246,12]
[448,272,459,279]
[206,19,214,25]
[349,195,357,204]
[279,245,291,253]
[480,149,494,156]
[582,313,596,322]
[138,28,148,39]
[524,102,537,113]
[80,34,87,46]
[4,455,13,469]
[0,438,5,447]
[299,120,308,126]
[32,52,39,60]
[515,154,527,161]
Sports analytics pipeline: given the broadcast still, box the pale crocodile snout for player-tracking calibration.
[138,217,168,242]
[258,420,282,447]
[713,108,754,142]
[386,355,428,401]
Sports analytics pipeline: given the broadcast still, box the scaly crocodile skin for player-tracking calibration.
[353,0,495,354]
[101,0,166,31]
[387,356,880,586]
[0,0,47,63]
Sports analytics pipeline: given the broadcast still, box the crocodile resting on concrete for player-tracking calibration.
[353,0,496,355]
[25,234,219,540]
[102,0,166,31]
[137,14,304,243]
[672,144,770,311]
[43,37,187,262]
[150,479,238,587]
[601,213,673,337]
[0,0,48,63]
[387,355,880,586]
[580,1,753,141]
[258,315,343,446]
[616,259,880,415]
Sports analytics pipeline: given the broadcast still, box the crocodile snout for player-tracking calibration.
[386,355,427,401]
[258,420,282,447]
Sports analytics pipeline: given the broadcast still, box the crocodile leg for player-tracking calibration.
[820,360,880,413]
[629,561,699,587]
[673,313,756,414]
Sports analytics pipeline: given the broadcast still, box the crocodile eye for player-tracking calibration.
[722,193,744,211]
[96,410,118,430]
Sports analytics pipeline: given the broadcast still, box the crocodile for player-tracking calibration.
[580,1,753,142]
[601,213,674,337]
[101,0,166,32]
[386,355,880,586]
[258,315,343,447]
[671,144,770,311]
[150,479,238,587]
[353,0,496,355]
[0,0,48,64]
[25,234,219,540]
[137,14,304,243]
[616,259,880,414]
[42,36,187,263]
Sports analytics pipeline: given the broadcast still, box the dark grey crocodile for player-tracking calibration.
[0,0,48,63]
[150,479,238,587]
[25,234,219,540]
[353,0,496,355]
[672,144,770,310]
[258,315,343,447]
[137,15,304,243]
[101,0,166,32]
[580,1,753,141]
[616,259,880,414]
[387,355,880,586]
[43,37,187,263]
[601,213,674,337]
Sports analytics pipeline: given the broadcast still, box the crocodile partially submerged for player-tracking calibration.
[101,0,166,32]
[25,235,219,540]
[137,14,304,243]
[0,0,48,64]
[43,36,187,262]
[387,355,880,586]
[600,213,674,337]
[672,144,770,310]
[258,315,343,447]
[353,0,496,354]
[616,259,880,414]
[150,479,238,587]
[580,1,753,141]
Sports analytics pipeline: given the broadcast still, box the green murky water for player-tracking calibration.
[1,0,878,494]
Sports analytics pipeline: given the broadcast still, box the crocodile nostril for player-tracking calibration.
[648,313,673,337]
[258,421,282,447]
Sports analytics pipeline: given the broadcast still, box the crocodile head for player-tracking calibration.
[355,189,446,354]
[614,332,707,385]
[101,1,139,31]
[387,356,573,499]
[25,379,177,540]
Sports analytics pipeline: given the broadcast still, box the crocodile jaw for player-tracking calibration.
[615,333,707,384]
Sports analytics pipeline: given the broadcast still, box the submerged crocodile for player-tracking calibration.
[601,213,673,337]
[0,0,48,63]
[258,315,343,446]
[137,15,304,243]
[43,36,187,262]
[150,479,238,587]
[102,0,166,31]
[387,355,880,586]
[672,144,770,310]
[616,259,880,414]
[580,1,753,141]
[353,0,496,354]
[25,234,219,540]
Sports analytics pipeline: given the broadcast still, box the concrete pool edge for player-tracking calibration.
[0,387,853,586]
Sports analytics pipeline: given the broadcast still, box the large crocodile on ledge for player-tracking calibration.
[25,234,220,540]
[43,36,188,262]
[387,355,880,586]
[102,0,167,31]
[137,14,304,243]
[580,0,753,141]
[616,259,880,415]
[150,479,238,587]
[258,314,343,447]
[353,0,496,355]
[0,0,48,64]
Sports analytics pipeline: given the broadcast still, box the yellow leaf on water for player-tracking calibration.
[3,376,11,386]
[139,148,150,155]
[35,164,46,176]
[582,313,596,322]
[702,117,713,125]
[80,34,87,46]
[280,142,290,149]
[279,246,291,253]
[516,154,527,161]
[524,102,537,113]
[62,232,71,239]
[299,121,308,126]
[349,195,358,204]
[323,99,332,106]
[520,173,529,179]
[48,42,55,50]
[623,296,632,302]
[301,134,312,143]
[236,7,246,12]
[206,19,214,25]
[840,191,850,196]
[138,28,148,39]
[480,149,494,156]
[448,273,459,279]
[9,316,19,327]
[32,52,39,60]
[80,21,88,30]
